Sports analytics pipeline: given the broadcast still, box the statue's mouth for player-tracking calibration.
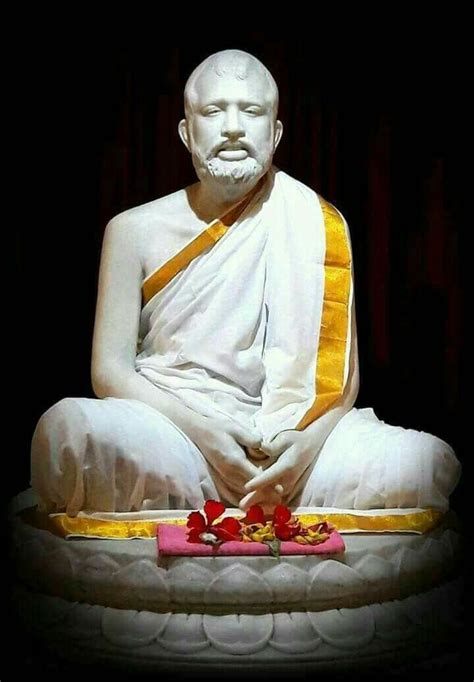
[217,149,249,161]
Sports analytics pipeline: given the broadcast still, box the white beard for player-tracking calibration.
[195,156,264,187]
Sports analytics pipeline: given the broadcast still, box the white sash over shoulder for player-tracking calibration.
[136,167,353,445]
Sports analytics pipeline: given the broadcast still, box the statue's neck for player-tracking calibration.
[190,176,263,223]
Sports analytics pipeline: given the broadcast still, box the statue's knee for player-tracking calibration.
[395,431,462,508]
[32,398,88,455]
[39,397,85,425]
[423,434,461,492]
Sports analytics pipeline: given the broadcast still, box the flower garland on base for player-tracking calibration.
[186,500,335,558]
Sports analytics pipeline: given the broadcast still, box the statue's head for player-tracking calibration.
[179,49,283,191]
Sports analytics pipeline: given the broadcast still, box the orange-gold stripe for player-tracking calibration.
[296,197,351,430]
[142,179,264,305]
[20,507,444,539]
[142,220,228,305]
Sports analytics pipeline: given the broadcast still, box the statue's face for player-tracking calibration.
[182,66,282,188]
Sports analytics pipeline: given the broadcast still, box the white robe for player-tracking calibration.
[137,168,353,443]
[31,169,461,514]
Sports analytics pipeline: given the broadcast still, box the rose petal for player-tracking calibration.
[187,527,204,543]
[215,517,242,535]
[274,523,301,541]
[212,525,241,542]
[273,504,292,525]
[274,525,292,541]
[187,511,207,531]
[241,504,265,525]
[204,500,226,525]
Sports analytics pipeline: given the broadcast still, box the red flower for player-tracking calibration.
[212,516,242,541]
[186,500,242,544]
[272,504,302,541]
[241,504,266,525]
[186,500,334,555]
[241,504,301,541]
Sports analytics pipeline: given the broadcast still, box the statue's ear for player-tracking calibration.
[274,120,283,150]
[178,119,191,152]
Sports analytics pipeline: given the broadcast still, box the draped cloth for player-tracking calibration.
[136,167,352,447]
[30,168,461,516]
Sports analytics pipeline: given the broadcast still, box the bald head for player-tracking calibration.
[184,49,279,120]
[179,49,283,197]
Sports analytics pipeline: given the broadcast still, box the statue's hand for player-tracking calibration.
[238,484,284,513]
[238,428,319,510]
[192,417,262,493]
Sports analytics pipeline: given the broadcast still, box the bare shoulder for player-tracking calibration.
[103,187,197,273]
[106,188,189,238]
[107,184,206,277]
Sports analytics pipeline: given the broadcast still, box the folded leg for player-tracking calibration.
[290,408,461,510]
[31,397,222,514]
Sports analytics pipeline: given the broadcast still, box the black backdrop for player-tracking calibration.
[13,39,467,512]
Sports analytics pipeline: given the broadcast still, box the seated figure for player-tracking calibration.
[31,49,461,517]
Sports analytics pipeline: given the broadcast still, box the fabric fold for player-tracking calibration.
[135,167,353,445]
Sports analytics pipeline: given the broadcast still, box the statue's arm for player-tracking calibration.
[91,215,261,487]
[279,219,361,451]
[90,215,205,440]
[239,292,359,508]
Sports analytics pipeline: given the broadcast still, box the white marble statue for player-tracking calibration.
[31,49,461,516]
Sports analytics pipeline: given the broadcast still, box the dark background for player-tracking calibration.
[13,38,467,515]
[6,28,469,678]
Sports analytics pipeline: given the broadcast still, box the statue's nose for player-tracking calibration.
[221,105,245,138]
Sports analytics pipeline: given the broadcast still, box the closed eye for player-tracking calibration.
[202,107,221,116]
[244,107,262,116]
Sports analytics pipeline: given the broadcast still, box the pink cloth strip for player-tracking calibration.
[157,523,345,556]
